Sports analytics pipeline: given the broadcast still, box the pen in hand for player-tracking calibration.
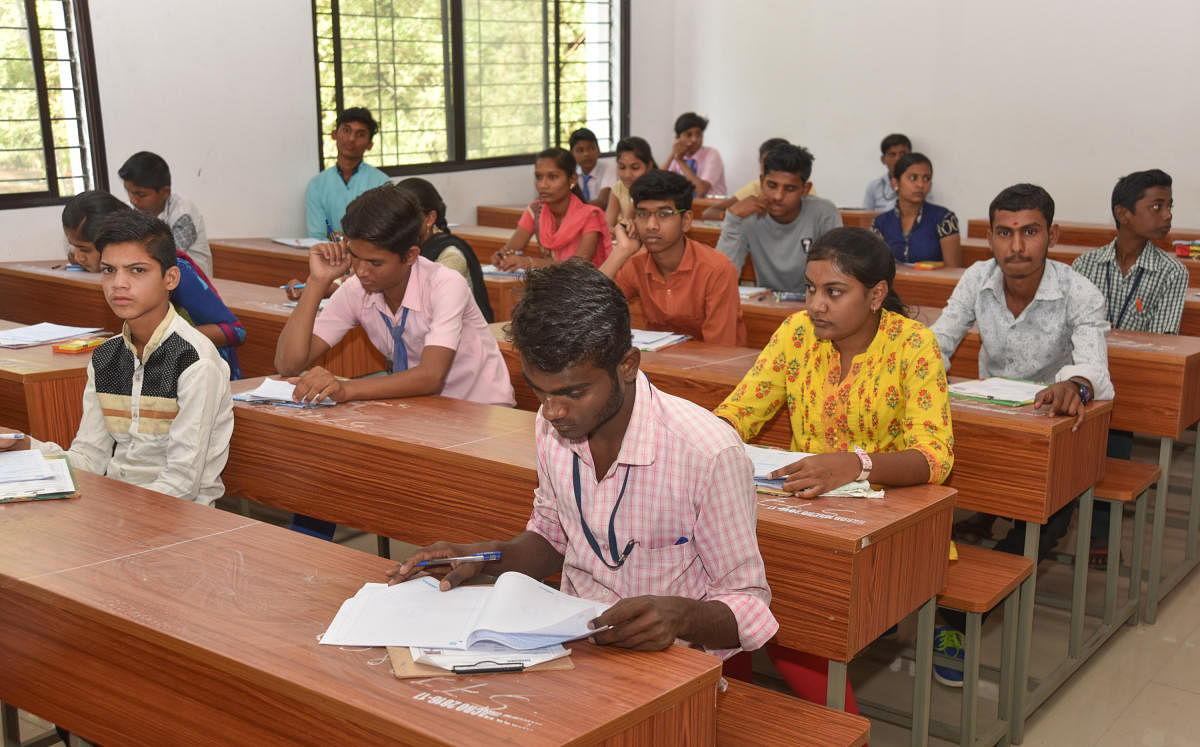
[280,283,306,290]
[415,551,502,567]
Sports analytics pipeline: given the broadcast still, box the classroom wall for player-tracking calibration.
[628,0,1200,228]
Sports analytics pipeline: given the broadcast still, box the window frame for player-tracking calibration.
[0,0,107,210]
[310,0,630,177]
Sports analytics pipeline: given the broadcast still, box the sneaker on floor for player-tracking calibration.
[933,625,965,687]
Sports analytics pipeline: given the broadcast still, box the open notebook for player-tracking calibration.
[321,571,610,650]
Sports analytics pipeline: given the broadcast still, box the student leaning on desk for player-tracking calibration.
[714,226,955,710]
[390,260,778,656]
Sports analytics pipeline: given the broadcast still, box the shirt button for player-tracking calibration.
[120,469,126,477]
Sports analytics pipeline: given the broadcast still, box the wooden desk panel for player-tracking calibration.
[966,218,1200,253]
[891,265,964,309]
[0,320,90,445]
[0,471,719,745]
[739,296,805,350]
[223,386,541,546]
[0,260,385,380]
[209,237,308,286]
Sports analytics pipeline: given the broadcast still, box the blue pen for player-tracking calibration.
[280,283,306,290]
[416,551,502,567]
[674,536,689,545]
[325,218,335,241]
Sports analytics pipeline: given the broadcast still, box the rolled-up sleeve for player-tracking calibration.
[694,444,778,655]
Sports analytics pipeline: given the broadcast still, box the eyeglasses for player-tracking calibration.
[633,208,687,221]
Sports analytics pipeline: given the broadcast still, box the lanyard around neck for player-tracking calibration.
[572,452,635,569]
[1104,263,1145,329]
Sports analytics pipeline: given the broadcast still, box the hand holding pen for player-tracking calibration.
[387,542,504,590]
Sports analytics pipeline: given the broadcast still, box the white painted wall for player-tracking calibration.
[628,0,1200,228]
[3,0,1192,264]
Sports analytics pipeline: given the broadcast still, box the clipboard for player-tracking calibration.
[0,455,79,503]
[386,646,575,679]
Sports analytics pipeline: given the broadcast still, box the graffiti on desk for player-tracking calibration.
[759,497,867,526]
[410,676,543,732]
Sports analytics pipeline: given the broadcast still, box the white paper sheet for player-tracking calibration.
[0,449,53,482]
[0,322,103,348]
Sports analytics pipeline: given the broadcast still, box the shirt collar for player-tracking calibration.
[121,304,177,363]
[567,372,657,470]
[983,258,1066,302]
[641,239,696,278]
[361,256,427,318]
[1098,238,1164,273]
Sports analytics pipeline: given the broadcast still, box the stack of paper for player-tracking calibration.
[744,444,885,498]
[410,642,570,672]
[0,454,77,502]
[232,378,336,408]
[320,571,610,650]
[480,264,525,278]
[272,237,323,249]
[0,323,104,348]
[281,298,330,310]
[737,286,771,301]
[948,377,1044,406]
[631,328,688,351]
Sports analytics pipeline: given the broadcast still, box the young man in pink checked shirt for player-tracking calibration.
[389,259,777,655]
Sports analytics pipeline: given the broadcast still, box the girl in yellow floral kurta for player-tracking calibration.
[715,226,953,712]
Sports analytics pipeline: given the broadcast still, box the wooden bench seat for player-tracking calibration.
[1094,457,1161,503]
[1092,457,1156,627]
[716,678,869,746]
[938,544,1034,614]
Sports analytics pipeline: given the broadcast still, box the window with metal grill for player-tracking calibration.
[0,0,105,208]
[312,0,626,174]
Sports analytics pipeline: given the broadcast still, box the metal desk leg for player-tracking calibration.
[1010,521,1040,745]
[1187,427,1200,563]
[1069,488,1094,658]
[960,610,982,747]
[1103,499,1121,626]
[1129,488,1147,625]
[1000,592,1019,743]
[1145,436,1174,624]
[2,702,19,747]
[912,596,935,747]
[826,659,848,711]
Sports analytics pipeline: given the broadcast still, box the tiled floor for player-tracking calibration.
[10,435,1200,746]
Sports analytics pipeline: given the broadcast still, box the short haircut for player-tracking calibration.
[1111,169,1172,228]
[507,259,631,375]
[629,170,693,212]
[673,111,708,136]
[762,143,815,182]
[341,183,424,257]
[880,133,912,154]
[337,107,379,139]
[615,136,655,168]
[758,137,790,158]
[988,183,1055,227]
[62,190,134,241]
[396,177,449,233]
[808,227,909,317]
[892,152,932,180]
[568,127,598,148]
[117,151,171,190]
[93,210,177,275]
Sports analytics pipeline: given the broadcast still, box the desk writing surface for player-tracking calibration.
[0,471,720,746]
[0,319,91,445]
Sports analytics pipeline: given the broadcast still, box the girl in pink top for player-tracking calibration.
[494,147,611,270]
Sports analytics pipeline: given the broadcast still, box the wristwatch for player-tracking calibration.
[853,446,873,482]
[1070,379,1093,404]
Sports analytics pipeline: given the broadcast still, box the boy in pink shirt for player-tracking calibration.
[275,184,514,408]
[665,111,726,197]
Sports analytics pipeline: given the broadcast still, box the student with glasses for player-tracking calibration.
[390,260,778,657]
[599,170,746,346]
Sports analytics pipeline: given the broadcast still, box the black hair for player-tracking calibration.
[988,183,1055,227]
[568,127,598,149]
[880,133,912,154]
[336,107,379,139]
[762,143,815,182]
[673,111,708,136]
[758,137,790,158]
[93,210,177,275]
[807,227,909,317]
[1111,169,1172,229]
[536,147,585,200]
[615,136,655,168]
[341,183,424,258]
[629,170,692,212]
[507,258,632,374]
[396,177,450,233]
[62,190,134,241]
[117,151,171,190]
[892,152,932,181]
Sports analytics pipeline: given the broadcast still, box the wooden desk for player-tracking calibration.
[0,320,90,446]
[479,202,880,233]
[0,470,720,745]
[966,218,1200,253]
[0,260,385,380]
